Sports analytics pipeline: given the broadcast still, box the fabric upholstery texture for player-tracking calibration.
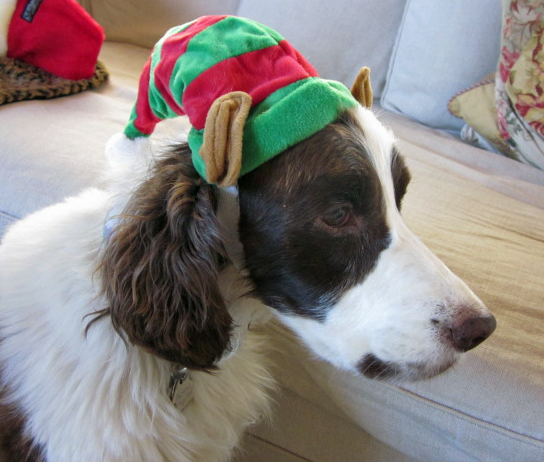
[448,74,515,155]
[495,0,544,170]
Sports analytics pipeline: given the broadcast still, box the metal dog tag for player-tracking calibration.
[168,365,194,412]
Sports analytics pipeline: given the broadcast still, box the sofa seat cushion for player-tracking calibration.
[0,42,150,238]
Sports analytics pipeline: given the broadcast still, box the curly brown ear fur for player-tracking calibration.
[97,143,233,370]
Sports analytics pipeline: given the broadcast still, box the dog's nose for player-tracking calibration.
[446,315,497,352]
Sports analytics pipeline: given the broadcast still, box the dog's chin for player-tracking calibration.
[357,353,459,383]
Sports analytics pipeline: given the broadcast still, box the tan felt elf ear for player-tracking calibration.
[350,66,373,109]
[200,91,252,187]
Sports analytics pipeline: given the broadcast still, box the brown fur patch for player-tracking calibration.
[237,110,395,318]
[93,143,233,370]
[0,368,44,461]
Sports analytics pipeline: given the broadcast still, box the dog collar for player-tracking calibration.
[168,364,193,411]
[167,327,242,412]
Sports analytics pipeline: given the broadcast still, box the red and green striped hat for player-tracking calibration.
[125,15,358,183]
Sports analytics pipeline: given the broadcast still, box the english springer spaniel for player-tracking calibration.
[0,106,495,461]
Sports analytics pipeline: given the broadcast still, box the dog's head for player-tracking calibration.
[237,106,496,381]
[99,105,495,379]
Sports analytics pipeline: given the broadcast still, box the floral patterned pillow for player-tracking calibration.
[449,74,513,155]
[496,0,544,169]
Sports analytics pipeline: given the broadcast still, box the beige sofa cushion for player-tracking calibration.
[0,42,148,234]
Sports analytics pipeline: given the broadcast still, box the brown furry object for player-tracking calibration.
[0,57,108,105]
[0,375,45,461]
[93,144,233,370]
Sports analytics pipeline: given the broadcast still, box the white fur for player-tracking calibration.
[0,135,274,462]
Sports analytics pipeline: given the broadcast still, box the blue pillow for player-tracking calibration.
[381,0,503,134]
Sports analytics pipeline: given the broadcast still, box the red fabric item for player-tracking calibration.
[132,16,227,135]
[7,0,105,80]
[153,15,226,118]
[157,16,226,83]
[183,41,319,130]
[132,59,163,137]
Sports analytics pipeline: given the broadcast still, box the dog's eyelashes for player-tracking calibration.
[321,205,353,228]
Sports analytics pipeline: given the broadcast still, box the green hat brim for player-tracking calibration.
[189,77,358,182]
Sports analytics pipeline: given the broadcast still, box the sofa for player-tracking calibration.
[1,0,544,461]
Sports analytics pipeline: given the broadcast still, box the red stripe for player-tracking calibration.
[132,16,227,135]
[183,40,319,130]
[153,16,227,114]
[287,43,319,78]
[133,59,162,135]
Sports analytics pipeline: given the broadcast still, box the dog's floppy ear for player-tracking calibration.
[200,91,252,188]
[98,144,233,370]
[350,66,373,109]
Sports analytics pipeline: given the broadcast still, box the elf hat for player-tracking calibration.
[1,0,104,80]
[125,15,372,187]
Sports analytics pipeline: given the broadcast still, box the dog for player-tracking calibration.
[0,15,496,461]
[0,105,496,461]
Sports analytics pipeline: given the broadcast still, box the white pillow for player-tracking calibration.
[381,0,503,133]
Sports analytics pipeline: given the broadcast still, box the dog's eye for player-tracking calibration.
[321,205,352,228]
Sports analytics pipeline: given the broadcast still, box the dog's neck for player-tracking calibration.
[167,187,270,411]
[216,184,272,345]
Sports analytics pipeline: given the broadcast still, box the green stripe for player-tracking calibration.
[189,78,358,181]
[125,22,196,138]
[148,22,195,119]
[169,17,285,106]
[124,105,146,139]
